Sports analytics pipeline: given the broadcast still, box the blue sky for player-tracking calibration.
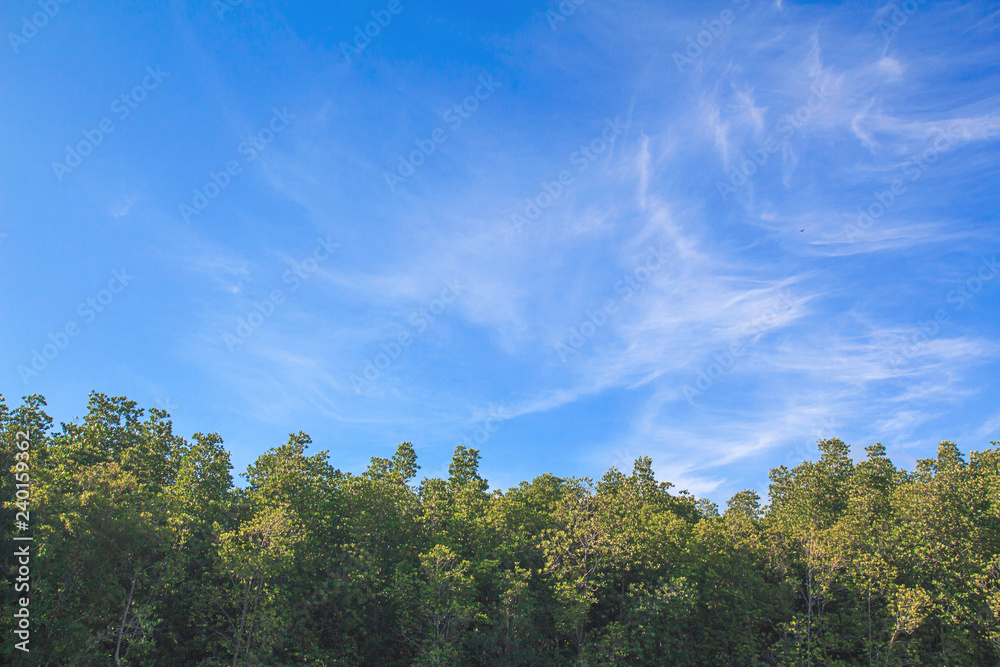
[2,0,999,503]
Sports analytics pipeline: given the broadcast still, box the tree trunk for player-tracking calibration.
[115,577,137,667]
[232,577,253,667]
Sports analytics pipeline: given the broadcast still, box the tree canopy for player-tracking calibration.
[3,392,1000,665]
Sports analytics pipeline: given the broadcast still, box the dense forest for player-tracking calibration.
[2,393,999,665]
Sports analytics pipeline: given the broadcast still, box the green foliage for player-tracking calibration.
[2,392,1000,665]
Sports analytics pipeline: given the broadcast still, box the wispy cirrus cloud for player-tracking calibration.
[7,0,997,502]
